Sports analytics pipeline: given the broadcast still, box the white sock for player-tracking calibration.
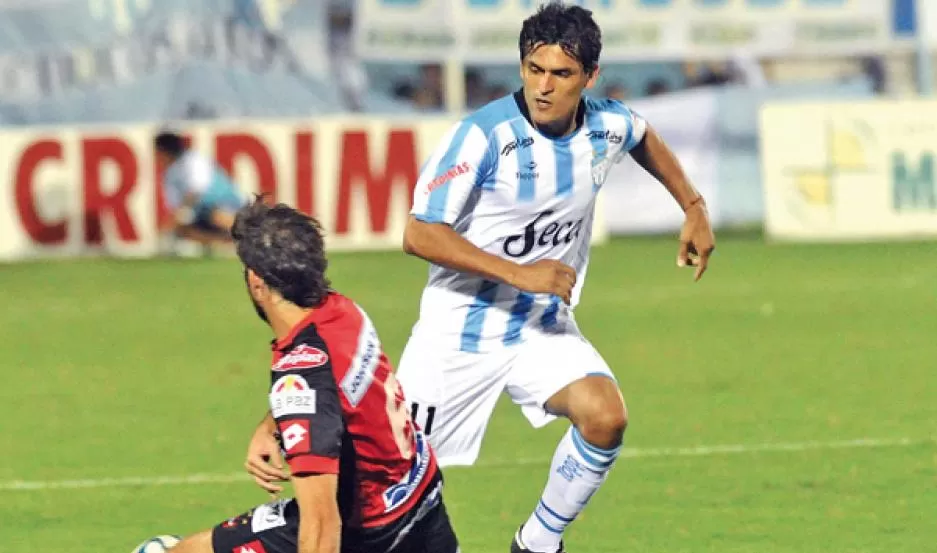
[519,426,621,552]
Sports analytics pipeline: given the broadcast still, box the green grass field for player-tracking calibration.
[2,235,935,553]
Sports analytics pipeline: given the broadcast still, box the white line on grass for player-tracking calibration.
[2,436,931,492]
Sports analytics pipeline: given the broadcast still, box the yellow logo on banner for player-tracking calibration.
[788,120,874,210]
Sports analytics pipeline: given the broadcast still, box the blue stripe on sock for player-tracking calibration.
[572,427,622,457]
[539,500,574,523]
[533,510,563,534]
[503,292,535,345]
[570,430,616,470]
[459,280,499,353]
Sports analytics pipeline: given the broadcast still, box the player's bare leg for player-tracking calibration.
[166,529,213,553]
[514,375,627,553]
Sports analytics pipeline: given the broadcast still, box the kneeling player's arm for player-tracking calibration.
[629,124,704,212]
[271,339,345,553]
[294,473,341,553]
[404,217,521,286]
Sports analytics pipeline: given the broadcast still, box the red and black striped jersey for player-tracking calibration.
[268,291,438,529]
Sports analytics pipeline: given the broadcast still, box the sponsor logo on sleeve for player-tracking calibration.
[425,161,471,193]
[278,420,311,455]
[340,306,382,407]
[270,389,317,418]
[272,344,329,372]
[271,374,310,393]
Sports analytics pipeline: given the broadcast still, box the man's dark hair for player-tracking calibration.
[519,1,602,75]
[232,196,331,309]
[154,131,187,157]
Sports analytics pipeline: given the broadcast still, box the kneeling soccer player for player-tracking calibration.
[168,198,459,553]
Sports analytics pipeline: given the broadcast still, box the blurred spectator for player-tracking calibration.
[727,52,767,88]
[466,68,489,109]
[684,61,732,87]
[417,63,445,110]
[603,81,630,100]
[487,83,510,102]
[328,0,367,111]
[860,56,886,94]
[645,78,671,96]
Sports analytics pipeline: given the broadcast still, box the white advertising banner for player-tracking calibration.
[355,0,892,62]
[761,100,937,241]
[0,117,609,261]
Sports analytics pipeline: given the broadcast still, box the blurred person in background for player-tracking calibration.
[155,131,246,254]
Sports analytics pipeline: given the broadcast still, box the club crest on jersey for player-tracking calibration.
[591,149,613,188]
[272,344,329,372]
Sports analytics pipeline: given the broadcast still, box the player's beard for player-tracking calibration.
[243,268,270,324]
[250,296,269,324]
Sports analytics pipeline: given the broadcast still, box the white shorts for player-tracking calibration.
[395,318,614,467]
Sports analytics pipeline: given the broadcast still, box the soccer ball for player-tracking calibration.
[130,535,181,552]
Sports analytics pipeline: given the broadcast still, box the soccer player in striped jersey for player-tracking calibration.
[396,2,716,552]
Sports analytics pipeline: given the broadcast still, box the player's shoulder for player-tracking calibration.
[584,96,639,118]
[462,92,524,137]
[274,327,332,372]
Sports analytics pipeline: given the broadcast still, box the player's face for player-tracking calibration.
[520,44,598,136]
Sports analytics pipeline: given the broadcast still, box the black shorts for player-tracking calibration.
[211,474,458,553]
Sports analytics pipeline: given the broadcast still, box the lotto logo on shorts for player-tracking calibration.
[234,540,268,553]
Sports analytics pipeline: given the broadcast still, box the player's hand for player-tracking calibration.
[245,422,289,495]
[677,198,716,281]
[511,259,577,304]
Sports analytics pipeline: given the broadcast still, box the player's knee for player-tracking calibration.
[576,396,627,449]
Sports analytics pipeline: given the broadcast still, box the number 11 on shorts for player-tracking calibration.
[410,403,436,436]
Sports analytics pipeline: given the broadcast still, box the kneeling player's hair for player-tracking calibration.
[154,131,187,157]
[519,1,602,75]
[232,195,331,308]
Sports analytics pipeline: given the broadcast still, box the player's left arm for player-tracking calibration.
[624,108,716,280]
[269,339,345,553]
[293,473,341,553]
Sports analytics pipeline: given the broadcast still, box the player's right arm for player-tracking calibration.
[404,122,577,303]
[245,411,289,494]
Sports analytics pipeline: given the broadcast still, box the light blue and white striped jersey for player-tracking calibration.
[409,91,647,353]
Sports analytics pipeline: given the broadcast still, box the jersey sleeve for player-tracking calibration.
[180,154,213,195]
[607,100,648,155]
[269,340,344,476]
[410,121,494,225]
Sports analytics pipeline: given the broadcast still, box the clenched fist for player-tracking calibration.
[510,259,577,304]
